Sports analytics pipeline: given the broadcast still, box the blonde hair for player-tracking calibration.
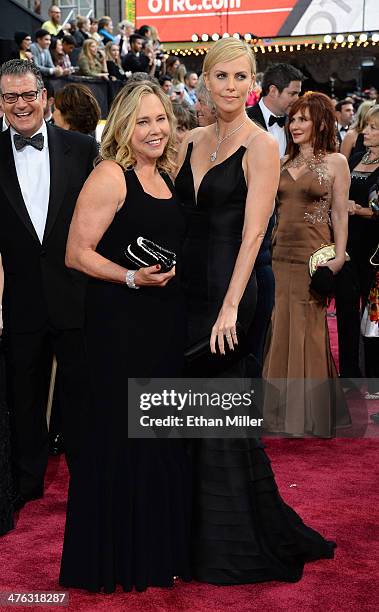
[105,41,121,66]
[100,81,177,175]
[79,39,98,68]
[365,104,379,128]
[353,100,376,132]
[203,37,256,76]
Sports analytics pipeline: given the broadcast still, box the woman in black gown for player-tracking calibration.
[59,81,191,592]
[175,37,335,585]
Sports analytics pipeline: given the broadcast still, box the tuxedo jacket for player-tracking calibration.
[246,102,276,267]
[247,103,267,131]
[0,123,98,333]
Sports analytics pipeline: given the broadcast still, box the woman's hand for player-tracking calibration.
[319,257,345,275]
[134,264,175,288]
[210,304,238,355]
[347,199,357,215]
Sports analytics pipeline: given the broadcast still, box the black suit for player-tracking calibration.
[245,103,276,376]
[247,103,267,131]
[0,123,98,498]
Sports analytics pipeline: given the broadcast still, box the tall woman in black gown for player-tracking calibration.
[175,37,335,585]
[60,81,191,592]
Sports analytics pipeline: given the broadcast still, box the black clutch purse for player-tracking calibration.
[184,322,248,376]
[123,236,176,273]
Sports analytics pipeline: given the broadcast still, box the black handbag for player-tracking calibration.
[123,236,176,273]
[184,322,248,376]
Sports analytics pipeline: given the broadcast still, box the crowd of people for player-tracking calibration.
[0,7,378,599]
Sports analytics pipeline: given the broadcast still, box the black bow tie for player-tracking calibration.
[13,133,44,152]
[268,114,286,128]
[340,126,348,132]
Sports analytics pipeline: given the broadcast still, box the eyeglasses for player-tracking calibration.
[1,90,40,104]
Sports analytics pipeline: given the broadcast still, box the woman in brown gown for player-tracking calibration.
[264,93,351,437]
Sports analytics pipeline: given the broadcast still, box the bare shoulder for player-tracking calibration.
[192,125,214,147]
[91,159,125,181]
[245,130,279,165]
[247,128,277,152]
[79,160,126,207]
[327,152,349,171]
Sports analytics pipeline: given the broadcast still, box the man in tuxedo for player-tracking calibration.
[247,63,303,156]
[0,60,98,508]
[246,63,303,376]
[335,99,354,149]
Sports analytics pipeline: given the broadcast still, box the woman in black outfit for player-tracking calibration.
[105,41,127,81]
[175,37,335,586]
[338,105,379,396]
[60,81,190,592]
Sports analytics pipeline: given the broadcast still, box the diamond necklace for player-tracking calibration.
[210,119,246,162]
[361,150,379,165]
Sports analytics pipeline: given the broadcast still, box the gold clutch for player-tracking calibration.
[308,243,350,277]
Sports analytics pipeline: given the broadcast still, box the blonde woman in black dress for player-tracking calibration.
[175,38,335,585]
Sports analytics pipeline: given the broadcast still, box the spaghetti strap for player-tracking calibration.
[245,128,268,149]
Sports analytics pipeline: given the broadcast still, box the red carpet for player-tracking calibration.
[0,441,378,612]
[0,317,378,611]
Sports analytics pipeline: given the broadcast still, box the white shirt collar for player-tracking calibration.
[259,97,282,124]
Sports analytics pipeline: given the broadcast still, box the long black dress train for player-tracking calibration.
[175,142,335,585]
[60,169,191,592]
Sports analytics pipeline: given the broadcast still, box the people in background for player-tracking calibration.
[194,74,216,127]
[72,16,90,47]
[53,83,100,135]
[335,99,355,147]
[184,71,198,105]
[98,16,115,44]
[78,40,109,80]
[42,5,63,37]
[122,34,149,74]
[335,105,379,383]
[114,20,134,57]
[264,92,350,436]
[30,29,64,78]
[11,32,33,61]
[105,42,127,82]
[172,100,197,144]
[340,99,374,160]
[89,18,102,44]
[247,62,304,157]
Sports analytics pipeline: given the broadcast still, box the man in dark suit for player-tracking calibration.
[335,98,354,150]
[122,34,149,74]
[0,60,98,508]
[247,63,303,156]
[246,64,303,375]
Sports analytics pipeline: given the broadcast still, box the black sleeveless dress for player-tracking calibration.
[175,142,335,585]
[60,169,191,592]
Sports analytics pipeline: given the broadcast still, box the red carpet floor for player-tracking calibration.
[0,314,378,611]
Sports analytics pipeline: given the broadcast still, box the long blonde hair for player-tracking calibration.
[100,81,177,175]
[79,39,98,68]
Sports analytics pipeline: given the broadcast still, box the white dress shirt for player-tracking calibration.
[10,121,50,243]
[337,123,349,141]
[1,115,9,131]
[259,98,287,158]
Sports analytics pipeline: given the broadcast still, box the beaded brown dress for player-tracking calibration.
[263,154,349,436]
